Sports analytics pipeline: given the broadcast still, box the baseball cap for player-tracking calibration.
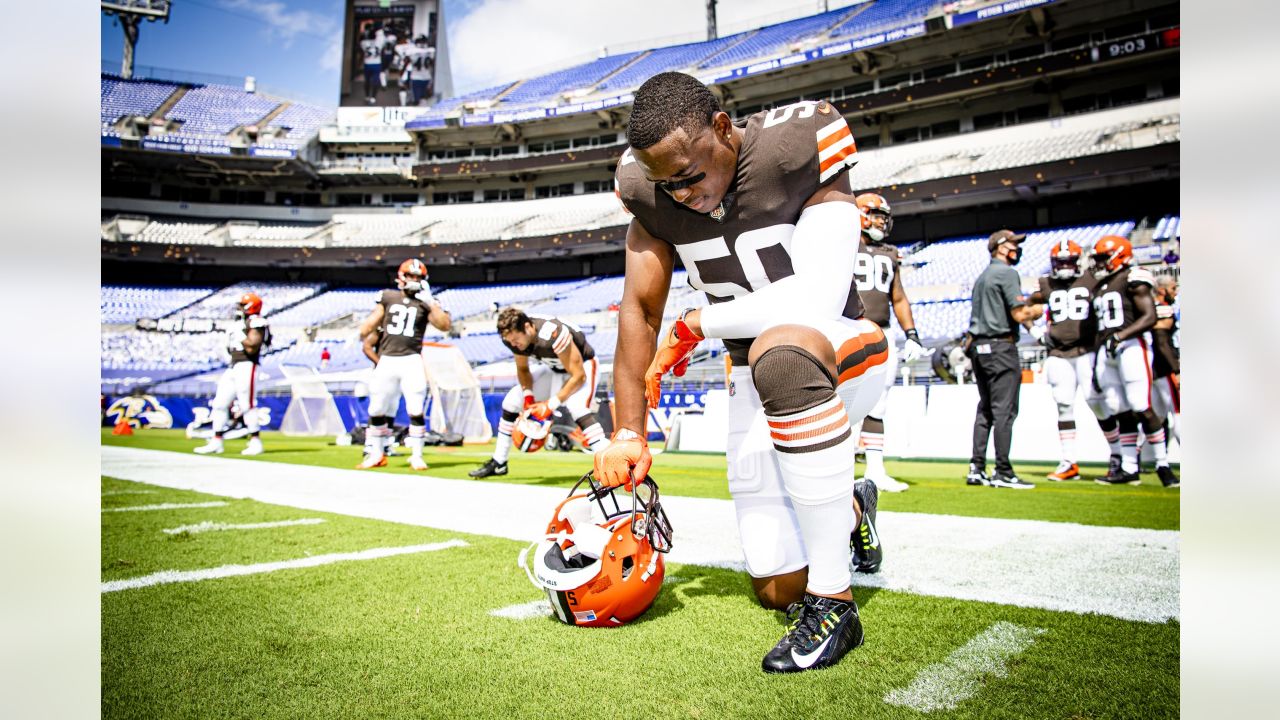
[987,229,1026,251]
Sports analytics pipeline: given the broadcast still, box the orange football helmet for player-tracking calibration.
[855,193,893,243]
[525,472,673,627]
[238,292,263,316]
[396,258,428,294]
[1049,239,1084,279]
[511,408,552,452]
[1091,236,1133,279]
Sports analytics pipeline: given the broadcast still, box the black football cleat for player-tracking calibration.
[1156,465,1179,488]
[1101,454,1122,480]
[851,479,882,574]
[468,459,508,478]
[762,594,864,674]
[1095,469,1141,486]
[965,464,990,487]
[990,473,1035,490]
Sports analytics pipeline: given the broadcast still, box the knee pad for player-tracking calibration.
[370,415,391,428]
[751,345,836,417]
[1117,411,1138,434]
[575,412,600,430]
[1097,415,1118,433]
[1139,408,1163,434]
[500,409,519,423]
[409,414,425,426]
[1056,402,1074,422]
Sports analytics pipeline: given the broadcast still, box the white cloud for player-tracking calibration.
[220,0,339,49]
[446,0,863,94]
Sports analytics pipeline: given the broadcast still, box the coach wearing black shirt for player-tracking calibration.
[965,230,1043,489]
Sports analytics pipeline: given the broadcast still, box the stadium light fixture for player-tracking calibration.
[101,1,171,80]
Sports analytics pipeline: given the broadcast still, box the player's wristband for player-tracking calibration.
[522,388,535,401]
[613,428,643,442]
[905,329,921,344]
[546,395,562,411]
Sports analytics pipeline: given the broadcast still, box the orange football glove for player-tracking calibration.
[593,429,651,491]
[644,316,704,409]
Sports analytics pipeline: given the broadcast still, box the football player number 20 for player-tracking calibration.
[1049,287,1091,323]
[1092,291,1125,329]
[386,304,419,336]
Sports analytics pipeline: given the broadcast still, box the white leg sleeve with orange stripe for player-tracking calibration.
[230,361,259,433]
[765,391,858,597]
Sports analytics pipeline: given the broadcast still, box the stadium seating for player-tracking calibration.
[233,223,325,247]
[101,285,216,324]
[499,52,642,106]
[437,278,594,320]
[1152,215,1180,240]
[525,275,626,316]
[697,7,853,70]
[263,102,332,148]
[133,220,221,246]
[161,84,280,139]
[829,0,938,39]
[101,329,231,372]
[101,75,180,127]
[264,288,381,327]
[165,282,324,320]
[595,37,742,94]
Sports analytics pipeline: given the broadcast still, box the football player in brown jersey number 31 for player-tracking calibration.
[602,72,890,673]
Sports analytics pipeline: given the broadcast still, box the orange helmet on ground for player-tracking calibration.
[1091,236,1133,279]
[855,193,893,243]
[396,258,429,294]
[525,473,673,627]
[1049,239,1084,279]
[511,408,552,452]
[238,292,263,316]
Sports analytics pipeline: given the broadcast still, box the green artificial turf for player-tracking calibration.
[101,478,1178,720]
[104,429,1179,530]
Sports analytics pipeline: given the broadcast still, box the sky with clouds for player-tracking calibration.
[101,0,862,104]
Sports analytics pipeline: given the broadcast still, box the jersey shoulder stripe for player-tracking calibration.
[536,320,558,341]
[817,117,856,182]
[552,328,571,354]
[1128,267,1155,287]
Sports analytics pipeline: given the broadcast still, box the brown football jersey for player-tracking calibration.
[229,315,270,364]
[1152,300,1179,378]
[616,99,861,366]
[855,240,900,328]
[503,316,595,373]
[1037,274,1099,358]
[376,289,434,357]
[1092,266,1155,341]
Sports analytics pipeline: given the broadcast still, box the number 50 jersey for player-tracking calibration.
[1037,274,1100,358]
[615,99,862,366]
[376,289,433,357]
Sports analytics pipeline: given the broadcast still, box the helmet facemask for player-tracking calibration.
[1050,253,1082,279]
[863,210,893,244]
[522,473,674,627]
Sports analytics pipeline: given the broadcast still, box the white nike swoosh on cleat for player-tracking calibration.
[790,634,835,669]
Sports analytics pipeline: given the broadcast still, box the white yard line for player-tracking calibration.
[104,501,228,513]
[161,518,326,535]
[101,539,468,593]
[490,599,552,620]
[884,622,1047,712]
[101,447,1179,622]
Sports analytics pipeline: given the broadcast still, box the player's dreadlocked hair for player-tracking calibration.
[626,72,722,150]
[496,307,531,335]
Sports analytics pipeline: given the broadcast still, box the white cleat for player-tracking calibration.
[408,456,429,471]
[241,437,264,456]
[866,474,909,493]
[194,440,224,455]
[356,454,387,470]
